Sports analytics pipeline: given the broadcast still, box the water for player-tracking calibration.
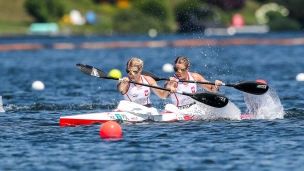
[1,32,304,171]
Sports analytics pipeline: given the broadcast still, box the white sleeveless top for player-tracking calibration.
[170,72,197,106]
[123,75,151,105]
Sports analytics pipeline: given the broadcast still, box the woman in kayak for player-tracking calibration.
[118,57,174,107]
[164,56,223,109]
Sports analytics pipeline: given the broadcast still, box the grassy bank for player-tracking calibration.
[0,0,33,35]
[0,0,263,36]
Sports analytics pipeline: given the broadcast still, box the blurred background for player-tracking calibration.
[0,0,303,36]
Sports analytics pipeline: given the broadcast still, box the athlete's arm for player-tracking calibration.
[145,76,171,99]
[190,72,219,93]
[117,77,130,94]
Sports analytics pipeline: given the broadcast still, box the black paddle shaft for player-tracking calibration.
[76,64,229,108]
[141,70,268,95]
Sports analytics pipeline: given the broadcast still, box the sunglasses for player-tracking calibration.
[173,67,187,73]
[126,69,139,75]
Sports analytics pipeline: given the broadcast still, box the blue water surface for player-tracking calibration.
[1,32,304,171]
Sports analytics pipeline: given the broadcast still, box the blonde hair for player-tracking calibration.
[175,56,190,69]
[126,57,144,71]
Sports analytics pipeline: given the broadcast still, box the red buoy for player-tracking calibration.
[100,121,122,139]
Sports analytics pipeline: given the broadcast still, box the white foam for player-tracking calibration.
[243,88,285,119]
[0,96,5,112]
[213,101,242,120]
[165,100,241,121]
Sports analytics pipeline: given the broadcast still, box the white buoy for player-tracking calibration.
[162,63,174,73]
[70,10,85,25]
[32,81,45,90]
[148,29,157,38]
[296,73,304,82]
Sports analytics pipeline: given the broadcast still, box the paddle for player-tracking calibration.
[141,70,268,95]
[76,63,229,108]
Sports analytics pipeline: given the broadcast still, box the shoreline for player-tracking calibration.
[1,36,304,51]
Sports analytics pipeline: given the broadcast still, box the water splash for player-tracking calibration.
[165,100,241,121]
[243,88,285,119]
[0,96,5,112]
[213,101,241,120]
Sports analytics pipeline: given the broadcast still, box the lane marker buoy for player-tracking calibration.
[100,121,122,140]
[296,73,304,81]
[109,69,122,78]
[32,81,45,90]
[162,63,174,73]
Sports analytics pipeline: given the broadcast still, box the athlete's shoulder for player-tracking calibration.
[189,71,199,75]
[142,75,156,84]
[189,72,205,81]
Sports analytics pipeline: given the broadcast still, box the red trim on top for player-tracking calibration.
[173,93,179,106]
[142,75,150,85]
[137,76,143,87]
[126,94,132,102]
[60,118,110,127]
[174,74,179,89]
[130,75,143,88]
[174,73,190,85]
[123,74,144,95]
[142,75,150,105]
[182,72,190,85]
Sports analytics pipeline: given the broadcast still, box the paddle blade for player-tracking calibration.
[141,71,168,81]
[76,63,115,80]
[232,81,269,95]
[183,92,229,108]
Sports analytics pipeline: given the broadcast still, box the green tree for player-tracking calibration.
[112,0,175,34]
[24,0,67,23]
[273,0,304,28]
[175,1,219,32]
[133,0,171,21]
[266,11,300,30]
[256,0,304,29]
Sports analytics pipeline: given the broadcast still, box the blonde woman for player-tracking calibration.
[164,56,223,109]
[118,57,173,107]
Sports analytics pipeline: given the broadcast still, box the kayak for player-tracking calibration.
[59,111,192,127]
[59,100,193,126]
[59,111,252,127]
[59,100,253,127]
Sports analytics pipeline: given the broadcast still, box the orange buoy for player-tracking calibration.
[256,79,267,84]
[100,121,122,139]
